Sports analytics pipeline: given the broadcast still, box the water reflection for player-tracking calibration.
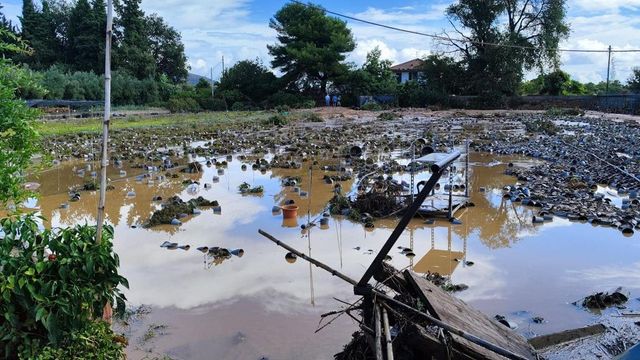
[22,151,640,358]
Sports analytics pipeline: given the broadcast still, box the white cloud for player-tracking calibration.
[572,0,640,12]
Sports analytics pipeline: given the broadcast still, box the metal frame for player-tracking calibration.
[355,150,461,294]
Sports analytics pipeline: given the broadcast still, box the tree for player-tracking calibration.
[146,14,188,83]
[540,69,569,95]
[629,68,640,93]
[445,0,569,96]
[268,2,355,95]
[218,59,278,105]
[67,0,104,73]
[421,54,466,95]
[0,2,18,34]
[361,47,396,94]
[114,0,155,79]
[0,29,40,205]
[18,0,66,69]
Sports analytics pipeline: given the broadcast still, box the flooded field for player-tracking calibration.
[25,112,640,359]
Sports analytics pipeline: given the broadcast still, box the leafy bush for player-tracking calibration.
[299,100,316,109]
[275,105,290,113]
[0,59,41,205]
[545,107,585,116]
[306,113,323,122]
[0,216,128,359]
[198,97,226,111]
[361,101,382,111]
[377,112,397,121]
[231,101,252,111]
[29,321,126,360]
[167,96,200,113]
[264,114,288,126]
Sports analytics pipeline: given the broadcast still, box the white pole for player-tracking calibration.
[96,0,112,245]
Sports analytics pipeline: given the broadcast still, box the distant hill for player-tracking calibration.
[187,73,212,86]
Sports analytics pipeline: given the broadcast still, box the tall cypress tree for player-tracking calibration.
[91,0,106,72]
[68,0,104,72]
[114,0,155,79]
[19,0,62,69]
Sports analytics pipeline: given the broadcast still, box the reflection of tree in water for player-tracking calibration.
[36,171,199,235]
[451,162,539,249]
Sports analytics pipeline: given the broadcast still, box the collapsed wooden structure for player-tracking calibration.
[259,150,538,359]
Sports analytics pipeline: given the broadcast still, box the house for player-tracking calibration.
[390,58,425,84]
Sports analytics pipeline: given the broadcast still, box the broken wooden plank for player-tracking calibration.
[404,270,537,360]
[528,324,606,350]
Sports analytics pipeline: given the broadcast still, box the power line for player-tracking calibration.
[289,0,640,54]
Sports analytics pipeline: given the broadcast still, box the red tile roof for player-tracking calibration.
[390,58,425,72]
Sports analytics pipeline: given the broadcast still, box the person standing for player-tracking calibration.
[325,94,330,107]
[332,94,338,107]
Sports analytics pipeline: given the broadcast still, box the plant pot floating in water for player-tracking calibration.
[230,249,245,257]
[281,204,299,219]
[285,252,297,263]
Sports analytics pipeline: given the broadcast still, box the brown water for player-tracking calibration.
[26,151,640,360]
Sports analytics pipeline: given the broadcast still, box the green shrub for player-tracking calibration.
[545,107,585,116]
[29,321,126,360]
[0,216,128,359]
[361,102,382,111]
[264,114,288,126]
[198,97,226,111]
[275,105,290,113]
[231,101,251,111]
[377,112,397,121]
[167,97,200,113]
[306,113,324,122]
[299,100,316,109]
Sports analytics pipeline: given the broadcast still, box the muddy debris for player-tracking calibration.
[146,196,218,227]
[578,288,629,310]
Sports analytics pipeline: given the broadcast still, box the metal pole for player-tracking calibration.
[95,0,112,245]
[382,307,394,360]
[606,45,612,94]
[374,301,383,360]
[410,144,415,203]
[222,55,225,75]
[210,67,214,97]
[465,139,469,198]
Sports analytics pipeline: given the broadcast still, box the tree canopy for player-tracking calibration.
[445,0,569,96]
[268,2,355,95]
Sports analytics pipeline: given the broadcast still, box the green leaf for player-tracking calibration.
[24,268,35,276]
[36,261,47,273]
[35,307,47,323]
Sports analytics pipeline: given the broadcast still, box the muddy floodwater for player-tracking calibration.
[28,139,640,359]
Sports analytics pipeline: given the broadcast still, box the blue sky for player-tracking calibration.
[3,0,640,83]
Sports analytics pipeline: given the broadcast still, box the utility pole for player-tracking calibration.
[606,45,612,94]
[222,55,225,75]
[210,66,214,97]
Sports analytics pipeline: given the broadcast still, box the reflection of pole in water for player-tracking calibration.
[308,226,315,306]
[409,227,414,268]
[307,164,315,306]
[335,217,343,269]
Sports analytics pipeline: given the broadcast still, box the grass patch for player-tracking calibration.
[34,111,275,136]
